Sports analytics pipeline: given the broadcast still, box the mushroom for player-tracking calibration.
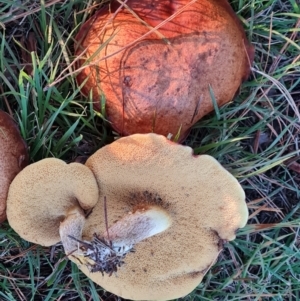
[6,134,248,300]
[75,0,254,141]
[0,110,28,223]
[6,158,99,246]
[63,134,248,300]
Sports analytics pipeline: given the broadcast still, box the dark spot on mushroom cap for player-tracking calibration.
[188,271,204,279]
[128,190,170,211]
[218,239,226,251]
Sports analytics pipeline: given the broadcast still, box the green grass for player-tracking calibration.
[0,0,300,300]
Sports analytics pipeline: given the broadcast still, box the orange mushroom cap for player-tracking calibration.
[75,0,254,141]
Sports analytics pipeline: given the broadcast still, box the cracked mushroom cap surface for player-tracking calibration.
[75,0,254,141]
[69,133,248,301]
[6,158,99,246]
[0,110,28,223]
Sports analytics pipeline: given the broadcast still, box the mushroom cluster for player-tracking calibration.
[7,133,248,300]
[0,110,28,223]
[75,0,254,141]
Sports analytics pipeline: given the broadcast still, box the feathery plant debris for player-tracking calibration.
[0,0,299,300]
[68,233,135,276]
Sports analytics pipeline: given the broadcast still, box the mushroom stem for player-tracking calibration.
[59,207,86,255]
[104,206,172,253]
[60,205,171,275]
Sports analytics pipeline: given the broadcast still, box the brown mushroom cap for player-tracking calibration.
[67,133,248,300]
[75,0,254,141]
[6,158,99,246]
[0,110,28,223]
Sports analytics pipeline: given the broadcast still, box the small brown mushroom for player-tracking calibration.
[6,158,99,246]
[0,110,28,223]
[75,0,254,141]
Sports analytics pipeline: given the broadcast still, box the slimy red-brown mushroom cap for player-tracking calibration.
[75,0,253,141]
[0,111,28,223]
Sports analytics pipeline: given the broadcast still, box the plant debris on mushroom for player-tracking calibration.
[0,110,28,223]
[75,0,254,141]
[61,202,172,276]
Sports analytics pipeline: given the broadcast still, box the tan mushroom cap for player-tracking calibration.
[0,110,28,223]
[68,133,248,300]
[75,0,254,141]
[7,158,99,246]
